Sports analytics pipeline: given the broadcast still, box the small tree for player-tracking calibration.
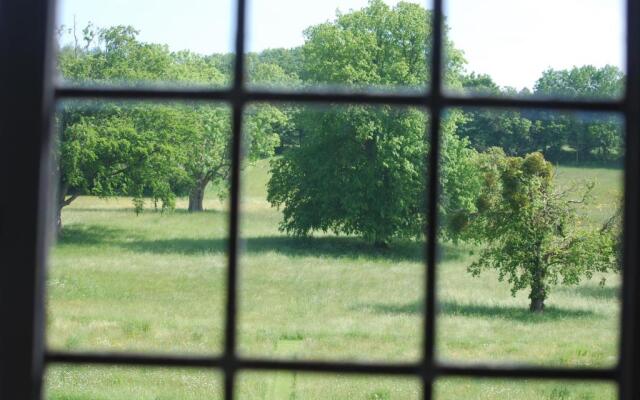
[461,149,619,312]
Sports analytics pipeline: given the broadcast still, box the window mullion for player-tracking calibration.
[0,0,56,399]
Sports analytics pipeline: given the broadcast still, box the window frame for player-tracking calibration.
[0,0,638,398]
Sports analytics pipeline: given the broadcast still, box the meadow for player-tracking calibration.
[45,161,622,399]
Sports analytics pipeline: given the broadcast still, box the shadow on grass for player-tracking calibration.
[121,236,471,263]
[558,285,620,300]
[57,224,469,263]
[57,224,128,246]
[356,300,599,322]
[68,208,225,215]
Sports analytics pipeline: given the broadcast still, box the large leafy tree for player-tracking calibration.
[460,149,619,312]
[177,60,293,212]
[57,25,289,218]
[267,0,477,246]
[55,102,189,230]
[56,26,198,229]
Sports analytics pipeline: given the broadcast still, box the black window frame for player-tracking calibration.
[0,0,638,398]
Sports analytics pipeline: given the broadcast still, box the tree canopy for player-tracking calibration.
[267,0,477,245]
[56,24,295,225]
[458,149,619,311]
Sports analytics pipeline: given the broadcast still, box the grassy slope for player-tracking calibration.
[46,161,622,399]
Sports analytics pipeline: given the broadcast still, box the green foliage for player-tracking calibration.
[267,1,478,244]
[534,65,624,99]
[534,66,625,164]
[56,24,290,216]
[247,47,304,83]
[461,150,620,311]
[458,66,624,164]
[301,0,464,90]
[268,105,429,244]
[58,25,226,86]
[57,102,188,214]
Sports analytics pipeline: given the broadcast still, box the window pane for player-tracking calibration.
[55,0,234,88]
[238,372,421,399]
[47,100,230,354]
[246,0,431,93]
[434,378,617,400]
[237,103,429,361]
[45,365,222,399]
[437,107,623,366]
[444,0,625,99]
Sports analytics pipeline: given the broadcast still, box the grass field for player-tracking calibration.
[45,161,623,399]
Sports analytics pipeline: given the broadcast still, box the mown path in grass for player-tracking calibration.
[46,161,622,399]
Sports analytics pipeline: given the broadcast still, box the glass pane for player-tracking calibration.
[45,365,222,399]
[238,372,421,399]
[238,103,429,361]
[47,100,230,354]
[444,0,625,99]
[437,107,623,366]
[434,378,617,400]
[55,0,234,88]
[246,0,431,93]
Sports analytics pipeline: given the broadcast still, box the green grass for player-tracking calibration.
[46,161,622,399]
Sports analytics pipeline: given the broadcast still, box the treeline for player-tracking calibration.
[55,0,624,231]
[460,68,624,165]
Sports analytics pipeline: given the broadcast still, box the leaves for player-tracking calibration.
[461,150,620,308]
[267,1,477,244]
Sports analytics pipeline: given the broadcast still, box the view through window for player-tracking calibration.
[42,0,629,399]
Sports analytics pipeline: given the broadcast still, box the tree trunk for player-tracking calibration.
[529,243,546,312]
[56,182,68,234]
[55,204,63,235]
[529,270,546,312]
[188,179,208,212]
[373,239,390,249]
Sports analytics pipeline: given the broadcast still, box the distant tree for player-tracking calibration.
[534,65,624,99]
[249,47,305,81]
[459,75,539,159]
[460,149,620,312]
[458,108,534,156]
[267,0,477,246]
[55,26,196,229]
[55,102,188,231]
[57,24,286,215]
[460,72,500,96]
[457,67,624,164]
[532,66,624,163]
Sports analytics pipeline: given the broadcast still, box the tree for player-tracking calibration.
[267,0,477,246]
[460,149,619,312]
[55,102,188,230]
[458,75,535,156]
[458,109,534,156]
[55,26,200,228]
[247,47,304,82]
[59,25,292,216]
[532,66,625,163]
[179,61,296,213]
[457,67,625,165]
[534,65,624,100]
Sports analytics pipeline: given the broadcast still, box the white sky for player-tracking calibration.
[57,0,625,90]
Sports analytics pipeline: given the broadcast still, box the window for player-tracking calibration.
[0,0,639,398]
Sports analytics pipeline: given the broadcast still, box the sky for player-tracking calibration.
[58,0,625,90]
